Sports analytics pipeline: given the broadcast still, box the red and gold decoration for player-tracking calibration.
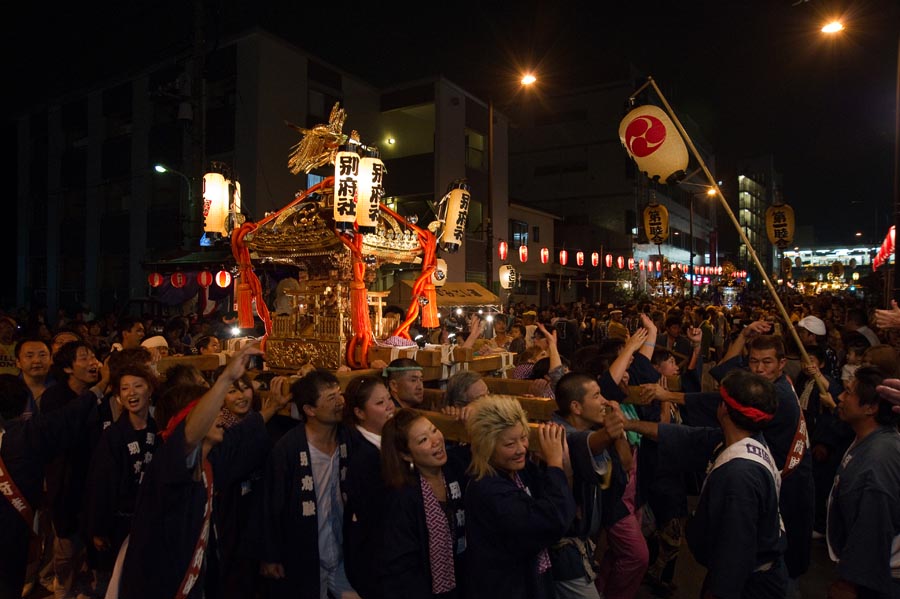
[170,272,187,288]
[618,104,689,184]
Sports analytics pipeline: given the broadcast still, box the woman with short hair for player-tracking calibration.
[463,396,574,599]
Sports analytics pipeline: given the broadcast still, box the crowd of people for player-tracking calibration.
[0,289,898,599]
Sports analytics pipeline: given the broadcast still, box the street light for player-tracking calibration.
[486,72,537,290]
[822,19,900,301]
[154,163,195,249]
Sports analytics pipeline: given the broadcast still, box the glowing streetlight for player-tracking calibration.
[521,73,537,86]
[821,21,844,34]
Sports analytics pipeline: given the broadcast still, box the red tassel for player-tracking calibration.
[236,282,254,329]
[421,282,439,328]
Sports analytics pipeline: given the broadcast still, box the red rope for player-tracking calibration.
[230,178,334,351]
[337,231,371,368]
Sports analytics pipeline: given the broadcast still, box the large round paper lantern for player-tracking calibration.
[439,181,471,253]
[618,104,689,184]
[148,272,164,288]
[171,272,187,289]
[605,254,613,268]
[498,240,508,261]
[576,252,584,266]
[499,264,517,290]
[203,172,229,235]
[355,148,385,234]
[618,256,626,270]
[540,247,549,264]
[559,250,568,266]
[519,245,528,263]
[197,270,214,288]
[215,270,233,288]
[591,252,599,267]
[333,143,360,232]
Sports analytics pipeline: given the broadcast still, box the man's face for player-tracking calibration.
[573,380,608,426]
[51,332,80,356]
[666,323,682,337]
[837,377,873,425]
[798,327,816,346]
[305,383,345,424]
[748,348,785,382]
[17,341,51,380]
[390,371,424,407]
[493,319,507,334]
[123,323,145,348]
[65,346,100,386]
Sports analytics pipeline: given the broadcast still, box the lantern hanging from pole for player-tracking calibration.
[197,270,213,288]
[148,272,164,288]
[559,250,568,266]
[605,254,613,268]
[540,247,549,264]
[716,266,723,275]
[215,269,233,288]
[643,203,670,245]
[499,265,517,290]
[618,104,689,184]
[655,260,661,272]
[333,143,360,232]
[639,259,645,271]
[619,256,626,270]
[203,172,229,235]
[765,203,795,248]
[355,147,385,234]
[591,252,599,267]
[576,251,584,266]
[519,245,528,263]
[498,240,508,261]
[438,180,471,253]
[171,272,187,289]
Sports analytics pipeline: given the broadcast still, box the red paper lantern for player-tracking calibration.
[655,260,661,272]
[498,240,508,261]
[591,252,599,267]
[605,254,613,268]
[519,245,528,263]
[197,270,214,288]
[716,266,723,275]
[576,251,584,266]
[639,259,645,271]
[559,250,568,266]
[622,256,629,270]
[215,269,233,288]
[170,272,187,288]
[540,247,549,264]
[147,272,164,288]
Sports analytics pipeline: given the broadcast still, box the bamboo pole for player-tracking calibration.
[640,77,832,404]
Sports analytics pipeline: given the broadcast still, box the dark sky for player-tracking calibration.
[8,0,900,245]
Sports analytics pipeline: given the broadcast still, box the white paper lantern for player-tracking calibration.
[618,104,689,184]
[203,172,229,234]
[439,181,471,253]
[333,144,360,232]
[356,148,385,234]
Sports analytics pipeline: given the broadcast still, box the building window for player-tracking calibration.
[465,130,485,170]
[510,220,528,247]
[532,225,540,243]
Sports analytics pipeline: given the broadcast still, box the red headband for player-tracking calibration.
[719,385,774,423]
[161,399,199,441]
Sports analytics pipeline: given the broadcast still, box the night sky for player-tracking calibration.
[8,0,900,246]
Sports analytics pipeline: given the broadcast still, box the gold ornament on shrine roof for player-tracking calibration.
[286,102,351,175]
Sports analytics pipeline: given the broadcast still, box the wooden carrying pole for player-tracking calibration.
[636,77,832,403]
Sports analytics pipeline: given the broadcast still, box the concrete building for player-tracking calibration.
[14,28,509,319]
[733,154,783,279]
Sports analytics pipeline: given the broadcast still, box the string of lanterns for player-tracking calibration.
[496,241,746,277]
[147,269,235,289]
